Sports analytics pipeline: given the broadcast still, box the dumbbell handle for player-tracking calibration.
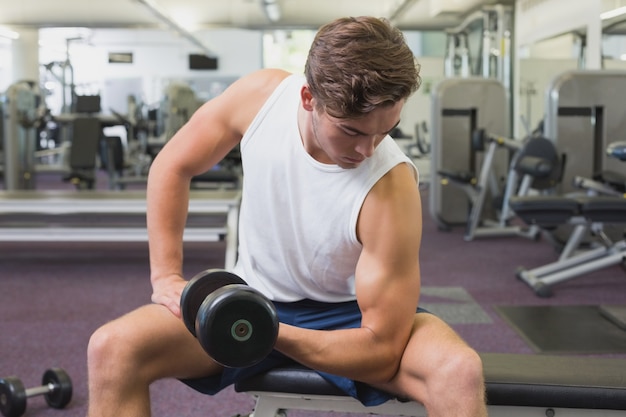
[24,383,56,398]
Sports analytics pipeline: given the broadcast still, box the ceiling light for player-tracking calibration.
[261,0,281,22]
[601,6,626,20]
[133,0,216,57]
[0,27,19,40]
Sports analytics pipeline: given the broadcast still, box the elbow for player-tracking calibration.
[368,349,404,385]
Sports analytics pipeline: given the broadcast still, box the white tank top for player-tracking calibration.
[232,74,418,302]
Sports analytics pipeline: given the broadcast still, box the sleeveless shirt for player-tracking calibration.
[231,74,418,302]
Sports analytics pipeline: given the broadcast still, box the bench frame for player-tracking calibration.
[0,190,241,269]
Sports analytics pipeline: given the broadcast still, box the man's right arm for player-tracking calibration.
[146,68,291,317]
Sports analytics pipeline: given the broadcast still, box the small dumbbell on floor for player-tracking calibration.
[0,368,72,417]
[180,269,279,368]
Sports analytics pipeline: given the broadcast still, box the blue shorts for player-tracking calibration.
[181,299,429,406]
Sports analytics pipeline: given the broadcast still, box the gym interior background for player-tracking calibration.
[1,1,626,416]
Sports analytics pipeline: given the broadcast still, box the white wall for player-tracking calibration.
[0,39,11,92]
[36,27,263,113]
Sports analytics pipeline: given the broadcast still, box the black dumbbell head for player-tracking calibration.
[196,285,278,368]
[42,368,72,409]
[181,269,247,337]
[0,377,27,417]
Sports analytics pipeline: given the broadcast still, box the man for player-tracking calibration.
[87,16,487,417]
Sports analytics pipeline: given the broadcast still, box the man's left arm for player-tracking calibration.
[274,163,423,384]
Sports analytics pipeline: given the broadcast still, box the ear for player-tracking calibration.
[300,85,315,111]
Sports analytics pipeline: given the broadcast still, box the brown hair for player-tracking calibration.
[304,16,421,119]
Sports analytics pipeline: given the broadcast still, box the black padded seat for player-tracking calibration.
[578,196,626,223]
[235,364,346,397]
[235,353,626,411]
[481,353,626,410]
[509,196,580,226]
[515,136,562,190]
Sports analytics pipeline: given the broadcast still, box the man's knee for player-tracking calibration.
[88,323,122,368]
[436,345,485,395]
[452,347,484,385]
[88,318,141,376]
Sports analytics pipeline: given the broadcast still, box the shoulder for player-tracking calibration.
[368,162,419,203]
[227,68,292,102]
[357,162,421,243]
[215,69,293,135]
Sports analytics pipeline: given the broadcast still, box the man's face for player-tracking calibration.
[306,99,404,169]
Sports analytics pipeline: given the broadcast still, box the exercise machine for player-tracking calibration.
[544,70,626,194]
[2,81,42,190]
[439,128,561,241]
[429,77,509,233]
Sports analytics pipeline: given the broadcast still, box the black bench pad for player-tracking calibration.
[235,353,626,410]
[508,196,580,226]
[481,353,626,409]
[578,196,626,223]
[510,195,626,226]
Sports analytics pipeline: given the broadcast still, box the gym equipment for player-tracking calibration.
[0,190,241,269]
[180,269,279,368]
[158,83,202,143]
[444,5,512,89]
[544,70,626,194]
[62,116,101,189]
[430,77,509,231]
[510,142,626,297]
[0,368,72,417]
[443,4,513,126]
[439,128,561,241]
[512,195,626,297]
[2,81,41,190]
[234,353,626,417]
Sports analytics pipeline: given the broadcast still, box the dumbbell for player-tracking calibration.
[180,269,279,368]
[0,368,72,417]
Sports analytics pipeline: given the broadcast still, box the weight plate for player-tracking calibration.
[197,286,278,368]
[42,368,72,409]
[0,376,27,417]
[180,269,247,336]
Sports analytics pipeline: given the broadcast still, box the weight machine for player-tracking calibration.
[440,128,561,241]
[1,81,42,190]
[430,77,509,232]
[444,4,513,93]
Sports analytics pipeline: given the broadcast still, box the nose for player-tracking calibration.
[355,135,377,158]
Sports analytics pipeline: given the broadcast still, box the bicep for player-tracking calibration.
[355,163,423,346]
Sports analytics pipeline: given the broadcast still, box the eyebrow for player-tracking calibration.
[340,119,401,136]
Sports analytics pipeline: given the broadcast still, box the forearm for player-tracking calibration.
[275,323,403,384]
[146,156,192,287]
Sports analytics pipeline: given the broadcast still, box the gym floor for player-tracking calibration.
[1,180,625,417]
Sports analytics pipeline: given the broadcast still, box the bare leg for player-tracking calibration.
[375,313,487,417]
[86,304,222,417]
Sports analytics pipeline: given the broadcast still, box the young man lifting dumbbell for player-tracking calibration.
[87,16,488,417]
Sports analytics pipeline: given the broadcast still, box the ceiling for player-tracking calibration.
[0,0,514,32]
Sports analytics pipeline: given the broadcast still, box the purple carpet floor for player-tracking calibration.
[1,177,625,416]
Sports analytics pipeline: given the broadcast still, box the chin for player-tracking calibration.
[337,161,360,169]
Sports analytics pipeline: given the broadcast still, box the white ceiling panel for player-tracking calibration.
[0,0,515,31]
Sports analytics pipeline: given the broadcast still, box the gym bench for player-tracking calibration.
[509,195,626,297]
[0,190,241,269]
[235,353,626,417]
